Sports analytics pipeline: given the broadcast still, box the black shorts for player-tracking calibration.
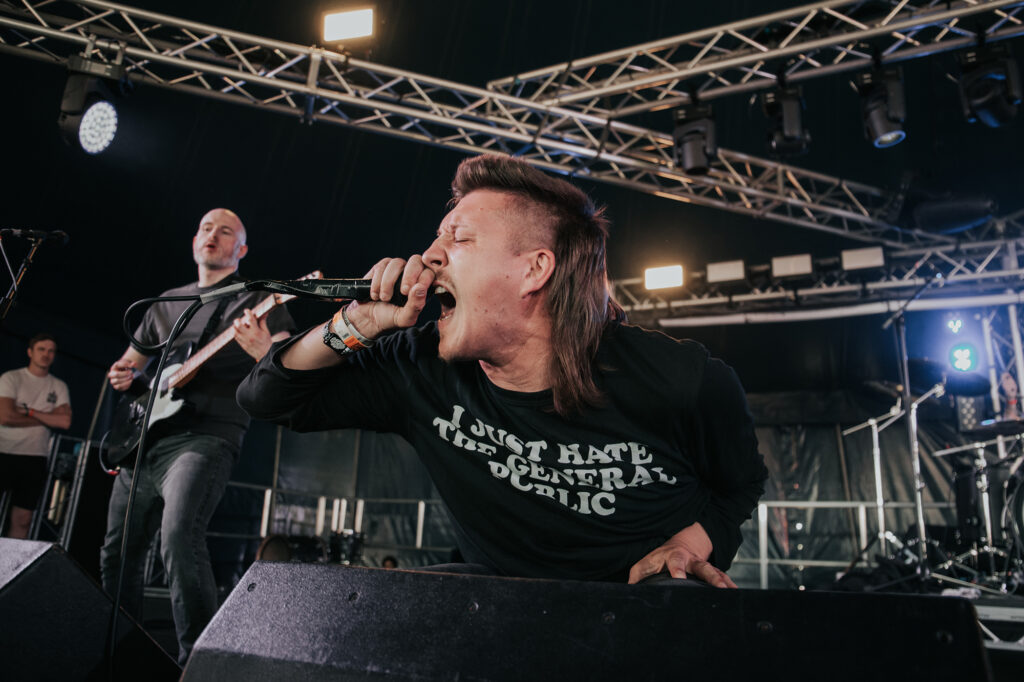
[0,452,48,510]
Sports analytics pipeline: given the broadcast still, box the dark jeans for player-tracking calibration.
[100,432,235,664]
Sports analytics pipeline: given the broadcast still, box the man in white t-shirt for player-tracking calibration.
[0,333,72,538]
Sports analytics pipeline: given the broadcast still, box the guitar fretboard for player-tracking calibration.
[163,270,321,390]
[166,294,283,389]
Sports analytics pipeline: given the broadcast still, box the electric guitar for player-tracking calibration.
[102,271,322,471]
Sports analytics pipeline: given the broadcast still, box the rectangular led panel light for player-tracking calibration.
[644,265,684,290]
[771,254,813,278]
[706,260,746,284]
[324,8,374,42]
[841,246,885,271]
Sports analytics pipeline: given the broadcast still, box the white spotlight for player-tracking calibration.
[645,265,684,290]
[78,100,118,154]
[323,8,374,43]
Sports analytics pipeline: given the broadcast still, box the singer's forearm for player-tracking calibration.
[280,323,345,370]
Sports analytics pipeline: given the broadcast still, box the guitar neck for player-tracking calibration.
[166,293,283,390]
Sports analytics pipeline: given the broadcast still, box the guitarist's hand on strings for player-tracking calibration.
[234,308,280,361]
[108,358,138,392]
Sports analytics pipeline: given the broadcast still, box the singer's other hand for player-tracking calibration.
[348,255,434,338]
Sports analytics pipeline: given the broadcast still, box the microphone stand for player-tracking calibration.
[842,399,904,559]
[105,295,203,679]
[0,235,44,321]
[906,383,946,577]
[881,272,944,578]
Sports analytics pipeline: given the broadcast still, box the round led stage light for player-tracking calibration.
[78,100,118,154]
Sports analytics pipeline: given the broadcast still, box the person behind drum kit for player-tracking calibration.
[102,208,295,664]
[238,155,768,587]
[0,333,71,538]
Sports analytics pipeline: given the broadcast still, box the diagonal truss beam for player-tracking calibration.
[0,0,957,247]
[488,0,1024,118]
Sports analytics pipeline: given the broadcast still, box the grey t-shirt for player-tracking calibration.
[132,273,296,449]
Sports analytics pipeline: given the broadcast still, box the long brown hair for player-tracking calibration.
[451,155,622,415]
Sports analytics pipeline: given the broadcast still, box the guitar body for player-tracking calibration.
[105,351,191,468]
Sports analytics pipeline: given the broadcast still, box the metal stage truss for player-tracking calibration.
[610,210,1024,326]
[2,1,1016,248]
[488,0,1024,117]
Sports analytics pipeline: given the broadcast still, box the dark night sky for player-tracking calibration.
[1,0,1022,424]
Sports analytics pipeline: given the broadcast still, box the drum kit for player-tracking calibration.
[255,528,365,565]
[852,357,1024,595]
[930,413,1024,594]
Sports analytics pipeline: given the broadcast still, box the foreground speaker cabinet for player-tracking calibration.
[185,562,992,681]
[0,539,179,682]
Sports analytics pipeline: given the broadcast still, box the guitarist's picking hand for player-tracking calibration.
[108,359,137,392]
[234,308,273,361]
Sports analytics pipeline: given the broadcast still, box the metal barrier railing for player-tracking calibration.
[738,499,955,589]
[25,437,453,558]
[27,434,88,544]
[32,435,960,585]
[209,481,453,554]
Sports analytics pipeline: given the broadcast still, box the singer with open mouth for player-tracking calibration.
[238,154,767,586]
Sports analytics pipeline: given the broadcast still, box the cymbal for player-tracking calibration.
[908,358,990,396]
[964,419,1024,439]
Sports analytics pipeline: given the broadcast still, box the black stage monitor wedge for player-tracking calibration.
[184,562,992,682]
[0,539,180,682]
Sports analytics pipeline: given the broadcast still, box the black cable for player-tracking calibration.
[121,295,200,353]
[105,297,202,678]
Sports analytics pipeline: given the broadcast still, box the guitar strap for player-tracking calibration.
[195,286,236,348]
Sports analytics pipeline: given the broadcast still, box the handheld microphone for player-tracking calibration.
[199,278,413,305]
[0,229,69,246]
[257,278,409,306]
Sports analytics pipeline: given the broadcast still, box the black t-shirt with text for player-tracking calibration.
[238,321,766,582]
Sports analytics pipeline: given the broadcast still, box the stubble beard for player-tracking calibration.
[194,249,236,270]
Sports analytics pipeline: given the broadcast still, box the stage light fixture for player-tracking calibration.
[762,86,810,155]
[644,265,683,290]
[957,43,1022,128]
[323,7,374,43]
[706,260,746,284]
[949,343,977,372]
[841,246,885,271]
[947,317,964,334]
[856,68,906,148]
[58,55,125,155]
[672,103,716,175]
[78,101,118,154]
[771,253,813,279]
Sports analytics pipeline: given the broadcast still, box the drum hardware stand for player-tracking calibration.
[933,434,1024,594]
[973,444,1001,575]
